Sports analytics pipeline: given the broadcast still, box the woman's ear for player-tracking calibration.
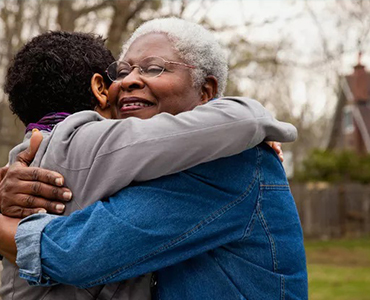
[200,75,218,104]
[91,73,111,118]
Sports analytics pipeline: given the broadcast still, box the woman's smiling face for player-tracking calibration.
[108,33,205,119]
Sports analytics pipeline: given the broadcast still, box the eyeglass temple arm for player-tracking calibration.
[166,61,196,69]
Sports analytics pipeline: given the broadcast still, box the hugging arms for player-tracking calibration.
[0,18,307,300]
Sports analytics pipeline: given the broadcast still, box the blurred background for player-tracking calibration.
[0,0,370,299]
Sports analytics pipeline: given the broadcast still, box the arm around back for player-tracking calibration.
[46,97,296,204]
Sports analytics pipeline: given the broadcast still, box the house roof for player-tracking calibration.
[325,79,347,150]
[354,103,370,152]
[327,59,370,153]
[358,103,370,131]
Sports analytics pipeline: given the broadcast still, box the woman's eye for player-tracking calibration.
[117,69,130,78]
[145,65,163,75]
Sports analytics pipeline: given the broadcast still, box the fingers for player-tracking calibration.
[0,161,72,218]
[1,195,67,218]
[20,179,71,201]
[18,180,72,201]
[16,129,43,166]
[8,164,65,187]
[0,129,73,218]
[267,141,284,162]
[274,142,284,162]
[0,178,71,213]
[28,129,44,156]
[2,206,47,219]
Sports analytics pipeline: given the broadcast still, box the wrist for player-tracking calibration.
[0,214,19,264]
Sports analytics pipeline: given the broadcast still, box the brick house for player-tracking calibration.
[327,53,370,154]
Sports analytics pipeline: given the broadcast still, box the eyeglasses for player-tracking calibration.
[105,56,196,82]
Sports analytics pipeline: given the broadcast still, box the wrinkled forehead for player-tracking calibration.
[120,33,182,63]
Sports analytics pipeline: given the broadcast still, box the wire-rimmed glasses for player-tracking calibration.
[106,56,196,82]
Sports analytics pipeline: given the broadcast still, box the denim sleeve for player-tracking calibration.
[15,213,60,286]
[19,153,259,288]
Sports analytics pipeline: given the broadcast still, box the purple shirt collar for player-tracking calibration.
[25,112,71,133]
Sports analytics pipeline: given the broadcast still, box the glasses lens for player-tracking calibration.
[140,57,165,77]
[107,61,131,82]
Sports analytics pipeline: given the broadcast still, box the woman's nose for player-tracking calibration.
[119,68,145,91]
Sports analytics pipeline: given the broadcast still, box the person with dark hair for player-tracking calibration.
[0,29,297,300]
[5,31,114,125]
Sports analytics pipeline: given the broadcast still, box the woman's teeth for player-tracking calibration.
[122,102,151,108]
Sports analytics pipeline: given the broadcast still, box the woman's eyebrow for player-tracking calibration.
[124,55,180,63]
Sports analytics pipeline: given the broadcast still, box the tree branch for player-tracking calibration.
[305,0,333,61]
[123,0,148,24]
[75,0,114,18]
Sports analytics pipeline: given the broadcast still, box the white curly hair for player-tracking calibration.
[119,17,228,97]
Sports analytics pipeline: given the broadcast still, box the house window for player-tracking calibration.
[343,106,354,133]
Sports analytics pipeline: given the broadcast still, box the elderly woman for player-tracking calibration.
[0,18,307,299]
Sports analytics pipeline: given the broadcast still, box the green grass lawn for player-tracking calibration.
[306,238,370,300]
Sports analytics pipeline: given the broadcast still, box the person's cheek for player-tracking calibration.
[107,85,119,119]
[110,107,118,119]
[108,84,120,104]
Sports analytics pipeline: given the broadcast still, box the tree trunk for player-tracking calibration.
[106,0,158,58]
[57,0,77,31]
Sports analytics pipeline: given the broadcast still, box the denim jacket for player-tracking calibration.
[16,144,307,300]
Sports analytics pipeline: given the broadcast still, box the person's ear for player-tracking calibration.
[200,76,218,104]
[91,73,111,118]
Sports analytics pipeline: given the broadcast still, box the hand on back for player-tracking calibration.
[266,141,284,162]
[0,130,72,218]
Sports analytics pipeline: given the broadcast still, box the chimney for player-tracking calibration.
[352,51,369,102]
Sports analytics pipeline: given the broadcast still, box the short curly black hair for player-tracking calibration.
[5,31,115,125]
